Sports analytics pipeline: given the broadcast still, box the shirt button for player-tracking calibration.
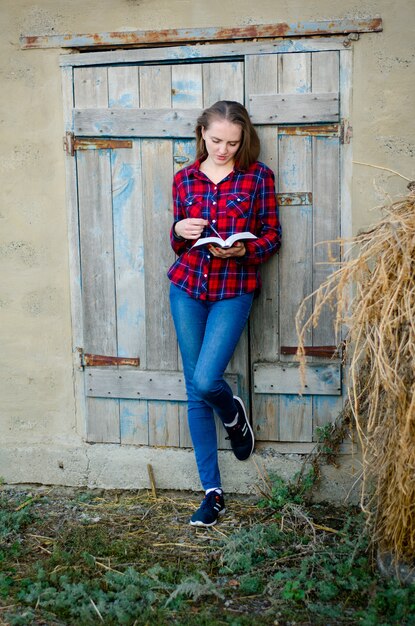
[207,255,210,259]
[204,274,207,278]
[212,201,217,205]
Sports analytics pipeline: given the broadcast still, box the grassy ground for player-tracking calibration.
[1,479,414,626]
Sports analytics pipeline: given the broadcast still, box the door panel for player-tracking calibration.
[246,52,343,442]
[72,52,344,448]
[73,60,248,447]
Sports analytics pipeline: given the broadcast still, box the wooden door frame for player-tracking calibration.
[61,40,353,449]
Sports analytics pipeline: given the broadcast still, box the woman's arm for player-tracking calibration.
[170,178,191,255]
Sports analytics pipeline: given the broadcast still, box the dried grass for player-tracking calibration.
[296,182,415,563]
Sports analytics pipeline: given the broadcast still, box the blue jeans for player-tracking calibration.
[169,283,254,490]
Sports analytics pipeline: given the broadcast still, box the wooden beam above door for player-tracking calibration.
[21,18,382,50]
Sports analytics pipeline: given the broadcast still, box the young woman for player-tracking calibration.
[168,100,281,527]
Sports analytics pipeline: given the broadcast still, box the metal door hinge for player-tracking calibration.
[64,132,133,156]
[340,119,353,144]
[64,131,75,156]
[78,348,140,368]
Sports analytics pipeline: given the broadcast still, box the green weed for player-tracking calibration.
[166,570,224,606]
[0,496,33,541]
[258,468,317,511]
[220,523,285,574]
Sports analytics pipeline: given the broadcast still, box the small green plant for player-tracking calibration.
[239,573,264,595]
[166,570,224,606]
[0,496,34,540]
[257,468,317,511]
[220,523,285,574]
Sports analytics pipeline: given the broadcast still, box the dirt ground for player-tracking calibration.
[1,485,414,626]
[1,486,277,624]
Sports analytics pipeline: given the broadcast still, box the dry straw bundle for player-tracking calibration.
[296,180,415,563]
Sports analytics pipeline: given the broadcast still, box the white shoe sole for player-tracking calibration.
[189,507,226,527]
[233,395,255,459]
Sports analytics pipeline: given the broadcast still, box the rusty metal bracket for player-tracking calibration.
[79,349,140,367]
[278,124,340,137]
[281,346,343,358]
[64,132,133,156]
[277,192,312,206]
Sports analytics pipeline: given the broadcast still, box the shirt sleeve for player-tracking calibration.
[237,167,281,266]
[170,175,192,255]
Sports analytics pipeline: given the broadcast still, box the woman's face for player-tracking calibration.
[201,119,242,168]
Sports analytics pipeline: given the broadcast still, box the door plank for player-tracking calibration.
[312,51,339,93]
[140,65,180,446]
[74,64,120,442]
[312,137,340,346]
[112,145,149,444]
[108,68,148,445]
[246,53,280,441]
[61,39,351,68]
[74,66,108,108]
[172,64,203,108]
[171,140,195,447]
[253,362,342,395]
[278,52,311,93]
[201,61,245,449]
[311,51,343,437]
[202,61,244,105]
[277,52,313,442]
[63,65,88,439]
[86,369,239,401]
[142,138,180,446]
[171,65,202,448]
[108,65,140,108]
[279,395,313,442]
[73,108,201,137]
[77,149,120,442]
[249,92,339,124]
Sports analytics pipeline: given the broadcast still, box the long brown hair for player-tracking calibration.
[195,101,260,170]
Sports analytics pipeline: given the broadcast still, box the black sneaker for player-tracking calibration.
[225,396,255,461]
[190,490,225,527]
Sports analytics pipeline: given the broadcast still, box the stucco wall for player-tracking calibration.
[0,0,413,495]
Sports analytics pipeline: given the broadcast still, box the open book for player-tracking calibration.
[192,232,257,249]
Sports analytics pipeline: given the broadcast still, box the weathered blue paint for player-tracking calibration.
[120,403,148,440]
[171,79,200,106]
[313,395,343,433]
[117,301,144,326]
[109,93,134,109]
[281,394,311,410]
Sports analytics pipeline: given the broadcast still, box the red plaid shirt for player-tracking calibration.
[167,159,281,301]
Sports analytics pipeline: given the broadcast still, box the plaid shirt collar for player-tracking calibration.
[187,158,245,179]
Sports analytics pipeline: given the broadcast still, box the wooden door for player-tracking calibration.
[246,52,343,444]
[72,60,246,447]
[67,49,346,449]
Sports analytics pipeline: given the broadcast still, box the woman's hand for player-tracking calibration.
[208,241,246,258]
[174,218,208,240]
